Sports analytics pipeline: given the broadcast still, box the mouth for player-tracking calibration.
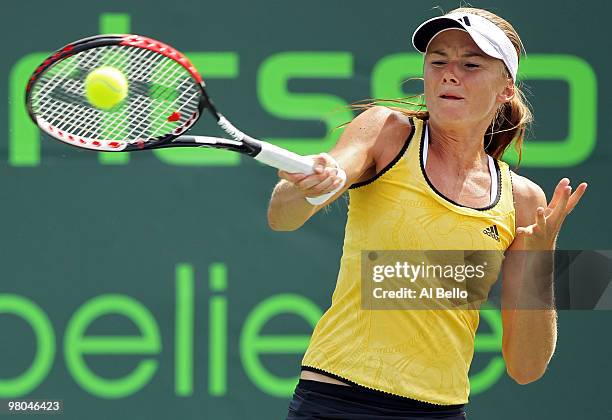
[439,94,464,100]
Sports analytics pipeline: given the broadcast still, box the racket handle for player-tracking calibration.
[255,142,347,206]
[255,141,316,174]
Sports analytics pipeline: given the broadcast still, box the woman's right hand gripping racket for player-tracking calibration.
[24,34,346,205]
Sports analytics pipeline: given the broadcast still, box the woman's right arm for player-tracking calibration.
[267,106,409,231]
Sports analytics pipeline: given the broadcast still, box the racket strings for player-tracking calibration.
[83,51,159,141]
[119,57,197,142]
[36,46,146,137]
[88,48,161,137]
[30,45,201,143]
[123,79,196,143]
[36,48,104,106]
[35,48,106,120]
[77,48,157,139]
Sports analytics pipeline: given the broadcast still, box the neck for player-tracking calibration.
[427,118,490,174]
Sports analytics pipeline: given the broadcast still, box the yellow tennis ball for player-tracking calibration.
[84,66,128,110]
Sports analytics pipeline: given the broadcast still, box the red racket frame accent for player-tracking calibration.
[26,34,204,92]
[120,35,203,84]
[42,119,127,151]
[26,44,74,93]
[25,34,210,152]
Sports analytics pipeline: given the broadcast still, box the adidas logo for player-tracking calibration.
[483,225,500,241]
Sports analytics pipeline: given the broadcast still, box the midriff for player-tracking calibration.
[300,370,351,386]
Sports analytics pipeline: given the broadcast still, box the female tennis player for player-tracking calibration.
[268,7,587,419]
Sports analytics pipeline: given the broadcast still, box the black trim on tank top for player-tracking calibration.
[419,121,502,211]
[299,365,465,410]
[348,117,416,189]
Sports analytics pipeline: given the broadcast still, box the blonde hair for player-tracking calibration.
[352,7,532,164]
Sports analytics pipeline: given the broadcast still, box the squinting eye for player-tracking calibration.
[465,63,480,68]
[431,61,446,65]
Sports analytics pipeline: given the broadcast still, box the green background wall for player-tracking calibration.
[1,1,610,418]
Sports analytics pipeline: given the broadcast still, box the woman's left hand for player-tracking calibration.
[516,178,588,250]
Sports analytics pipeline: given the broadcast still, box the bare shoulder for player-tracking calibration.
[349,106,412,166]
[344,106,412,141]
[334,106,412,183]
[510,171,547,222]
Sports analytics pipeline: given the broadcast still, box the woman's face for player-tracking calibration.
[423,29,513,128]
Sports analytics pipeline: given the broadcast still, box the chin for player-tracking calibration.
[430,109,471,125]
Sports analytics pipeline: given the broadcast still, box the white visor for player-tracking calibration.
[412,12,518,82]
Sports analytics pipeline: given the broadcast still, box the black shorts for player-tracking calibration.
[286,379,467,420]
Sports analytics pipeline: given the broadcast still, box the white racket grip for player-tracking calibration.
[255,141,316,174]
[305,167,347,205]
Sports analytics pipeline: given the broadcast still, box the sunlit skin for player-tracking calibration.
[423,29,514,194]
[424,29,512,132]
[270,23,588,387]
[420,29,588,385]
[422,29,587,244]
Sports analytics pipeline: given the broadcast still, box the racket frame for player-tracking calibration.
[25,34,213,152]
[25,34,346,199]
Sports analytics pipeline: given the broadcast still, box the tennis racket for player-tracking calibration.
[25,34,346,204]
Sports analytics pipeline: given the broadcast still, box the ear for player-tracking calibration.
[498,78,515,103]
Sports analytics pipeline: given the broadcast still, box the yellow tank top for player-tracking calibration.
[301,117,516,405]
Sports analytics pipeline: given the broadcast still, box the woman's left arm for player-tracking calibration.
[500,176,587,384]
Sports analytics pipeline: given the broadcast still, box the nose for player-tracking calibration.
[443,71,459,85]
[442,63,460,84]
